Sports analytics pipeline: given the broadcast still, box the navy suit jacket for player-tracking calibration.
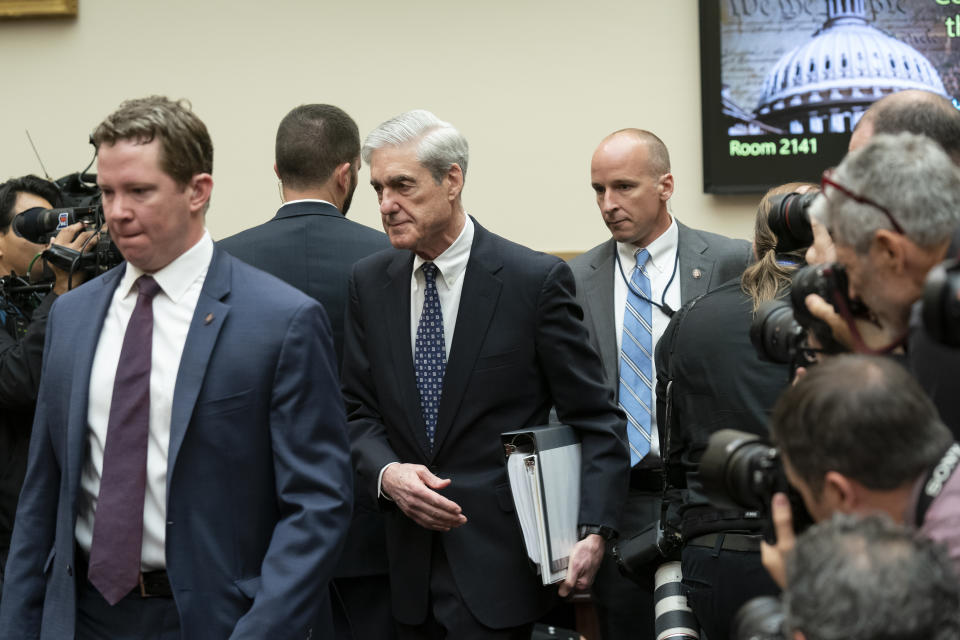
[219,201,391,370]
[219,201,391,579]
[342,219,629,628]
[0,248,353,640]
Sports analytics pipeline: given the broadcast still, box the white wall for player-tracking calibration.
[0,0,761,252]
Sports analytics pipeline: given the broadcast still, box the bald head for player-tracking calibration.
[597,129,671,177]
[850,90,960,163]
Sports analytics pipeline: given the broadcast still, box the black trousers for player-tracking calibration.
[681,541,780,640]
[590,488,661,640]
[396,541,533,640]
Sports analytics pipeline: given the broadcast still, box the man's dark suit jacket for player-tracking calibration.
[219,200,391,579]
[342,219,629,628]
[0,248,353,640]
[219,200,390,370]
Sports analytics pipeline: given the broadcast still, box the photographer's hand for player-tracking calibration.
[559,534,604,597]
[760,492,795,589]
[49,223,98,294]
[805,294,900,353]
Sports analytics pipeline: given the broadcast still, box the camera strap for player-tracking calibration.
[914,442,960,528]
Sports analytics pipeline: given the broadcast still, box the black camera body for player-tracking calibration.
[699,429,812,544]
[751,262,866,370]
[611,518,683,580]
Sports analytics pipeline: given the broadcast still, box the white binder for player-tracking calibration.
[502,424,581,585]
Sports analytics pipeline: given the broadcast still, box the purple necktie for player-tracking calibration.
[87,275,161,605]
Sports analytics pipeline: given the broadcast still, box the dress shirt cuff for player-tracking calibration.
[378,462,400,501]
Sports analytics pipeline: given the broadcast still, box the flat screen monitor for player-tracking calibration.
[699,0,960,194]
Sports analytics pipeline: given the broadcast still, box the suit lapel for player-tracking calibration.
[383,252,433,457]
[584,240,618,389]
[676,221,716,303]
[166,249,231,487]
[67,266,126,511]
[430,223,502,459]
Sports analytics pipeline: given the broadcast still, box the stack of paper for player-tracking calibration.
[503,425,581,585]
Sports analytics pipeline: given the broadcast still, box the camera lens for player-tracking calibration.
[700,429,780,511]
[767,192,818,253]
[923,258,960,348]
[750,300,804,364]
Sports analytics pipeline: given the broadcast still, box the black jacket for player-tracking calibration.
[0,291,54,555]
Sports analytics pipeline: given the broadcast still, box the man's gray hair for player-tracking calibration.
[810,132,960,253]
[785,514,960,640]
[361,110,469,184]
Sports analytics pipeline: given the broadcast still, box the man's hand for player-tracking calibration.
[49,222,98,294]
[558,534,604,597]
[805,294,898,353]
[760,492,796,589]
[381,463,467,531]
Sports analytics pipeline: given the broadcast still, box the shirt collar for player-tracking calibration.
[118,230,213,303]
[616,216,678,274]
[281,198,336,208]
[413,215,474,286]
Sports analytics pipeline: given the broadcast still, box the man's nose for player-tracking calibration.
[380,191,399,215]
[601,191,618,214]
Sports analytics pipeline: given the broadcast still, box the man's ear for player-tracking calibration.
[445,163,464,201]
[273,163,280,180]
[658,172,675,201]
[334,162,352,193]
[188,174,214,214]
[823,470,858,511]
[871,229,907,275]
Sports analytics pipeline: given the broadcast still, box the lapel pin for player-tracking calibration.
[692,268,703,280]
[204,313,214,325]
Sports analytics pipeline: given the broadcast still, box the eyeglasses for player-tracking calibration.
[820,168,905,235]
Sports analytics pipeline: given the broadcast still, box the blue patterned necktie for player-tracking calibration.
[415,263,446,447]
[619,249,654,466]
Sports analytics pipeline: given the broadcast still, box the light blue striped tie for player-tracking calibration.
[619,248,653,466]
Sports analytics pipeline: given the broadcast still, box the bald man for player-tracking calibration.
[569,129,750,639]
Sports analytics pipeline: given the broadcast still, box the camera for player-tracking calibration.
[611,518,682,580]
[923,257,960,348]
[731,596,785,640]
[699,430,812,544]
[749,300,807,372]
[767,192,817,253]
[751,263,866,368]
[11,172,122,277]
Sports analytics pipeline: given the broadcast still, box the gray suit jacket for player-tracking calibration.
[569,220,751,401]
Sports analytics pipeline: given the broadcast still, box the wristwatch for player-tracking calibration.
[578,524,617,541]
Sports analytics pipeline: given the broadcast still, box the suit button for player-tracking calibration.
[67,565,73,576]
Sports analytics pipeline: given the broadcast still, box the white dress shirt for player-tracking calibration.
[76,231,213,570]
[613,218,680,463]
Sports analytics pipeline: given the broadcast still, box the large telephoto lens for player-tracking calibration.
[654,561,700,640]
